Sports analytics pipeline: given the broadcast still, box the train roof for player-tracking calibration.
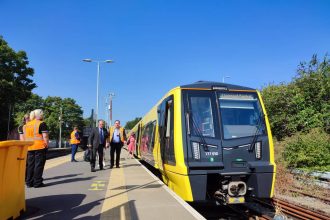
[180,81,255,91]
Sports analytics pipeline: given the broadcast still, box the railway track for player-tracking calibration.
[272,198,330,220]
[139,157,330,219]
[251,197,330,220]
[289,188,330,204]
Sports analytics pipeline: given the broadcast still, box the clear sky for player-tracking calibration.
[1,0,329,126]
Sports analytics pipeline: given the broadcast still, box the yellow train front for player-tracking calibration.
[131,81,276,204]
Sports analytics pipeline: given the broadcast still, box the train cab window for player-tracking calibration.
[218,92,266,139]
[165,100,175,163]
[190,96,215,138]
[158,96,175,165]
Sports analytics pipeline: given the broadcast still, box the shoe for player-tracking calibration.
[116,165,120,168]
[100,167,104,170]
[34,183,46,188]
[110,166,114,169]
[26,184,33,188]
[91,167,96,172]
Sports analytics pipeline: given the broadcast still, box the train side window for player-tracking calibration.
[140,121,156,153]
[148,121,156,151]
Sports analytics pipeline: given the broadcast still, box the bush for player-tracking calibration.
[283,128,330,171]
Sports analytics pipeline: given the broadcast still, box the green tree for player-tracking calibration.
[14,94,44,125]
[261,54,330,140]
[43,96,84,140]
[0,36,36,140]
[125,117,142,130]
[13,94,85,141]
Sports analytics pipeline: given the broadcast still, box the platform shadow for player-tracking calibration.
[46,176,96,187]
[21,196,139,219]
[20,194,101,219]
[101,200,138,220]
[44,173,83,181]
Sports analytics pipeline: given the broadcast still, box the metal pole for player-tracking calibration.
[110,98,112,126]
[96,62,100,127]
[59,107,62,148]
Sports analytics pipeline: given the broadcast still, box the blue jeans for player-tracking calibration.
[71,144,78,161]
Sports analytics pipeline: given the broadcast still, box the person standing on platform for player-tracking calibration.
[18,113,30,140]
[70,126,80,162]
[88,119,109,172]
[24,109,49,188]
[127,132,136,159]
[108,120,126,168]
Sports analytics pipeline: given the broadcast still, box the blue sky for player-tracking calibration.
[1,0,329,126]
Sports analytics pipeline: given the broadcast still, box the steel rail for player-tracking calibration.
[289,188,330,204]
[272,198,330,220]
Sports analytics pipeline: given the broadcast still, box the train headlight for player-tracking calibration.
[192,142,200,160]
[255,142,261,159]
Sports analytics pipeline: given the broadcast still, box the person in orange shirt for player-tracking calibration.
[70,126,80,162]
[23,109,49,188]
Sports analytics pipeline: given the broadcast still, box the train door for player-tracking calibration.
[157,95,175,172]
[135,124,141,157]
[183,90,223,168]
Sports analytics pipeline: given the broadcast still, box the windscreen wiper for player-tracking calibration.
[248,112,265,152]
[191,112,209,151]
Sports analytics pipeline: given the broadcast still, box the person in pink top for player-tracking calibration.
[127,132,136,159]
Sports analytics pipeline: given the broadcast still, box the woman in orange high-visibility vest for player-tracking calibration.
[70,126,80,162]
[23,109,49,188]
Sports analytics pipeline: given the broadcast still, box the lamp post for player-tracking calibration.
[108,93,115,126]
[83,59,113,126]
[59,107,62,148]
[222,76,230,83]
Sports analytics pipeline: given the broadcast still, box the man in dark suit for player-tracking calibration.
[88,119,109,172]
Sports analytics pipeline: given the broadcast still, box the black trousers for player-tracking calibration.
[90,144,105,169]
[26,148,47,187]
[110,142,122,167]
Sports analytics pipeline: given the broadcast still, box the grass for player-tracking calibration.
[274,140,329,199]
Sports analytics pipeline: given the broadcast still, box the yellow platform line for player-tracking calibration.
[44,151,84,170]
[100,167,131,220]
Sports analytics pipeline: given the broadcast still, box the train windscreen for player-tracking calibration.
[190,96,215,137]
[218,92,266,139]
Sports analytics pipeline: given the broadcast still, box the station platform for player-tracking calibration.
[21,149,205,220]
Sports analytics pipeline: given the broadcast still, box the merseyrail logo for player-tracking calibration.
[89,180,107,191]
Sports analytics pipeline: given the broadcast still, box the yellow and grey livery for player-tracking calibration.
[130,81,276,204]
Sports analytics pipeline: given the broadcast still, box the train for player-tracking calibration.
[129,81,276,204]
